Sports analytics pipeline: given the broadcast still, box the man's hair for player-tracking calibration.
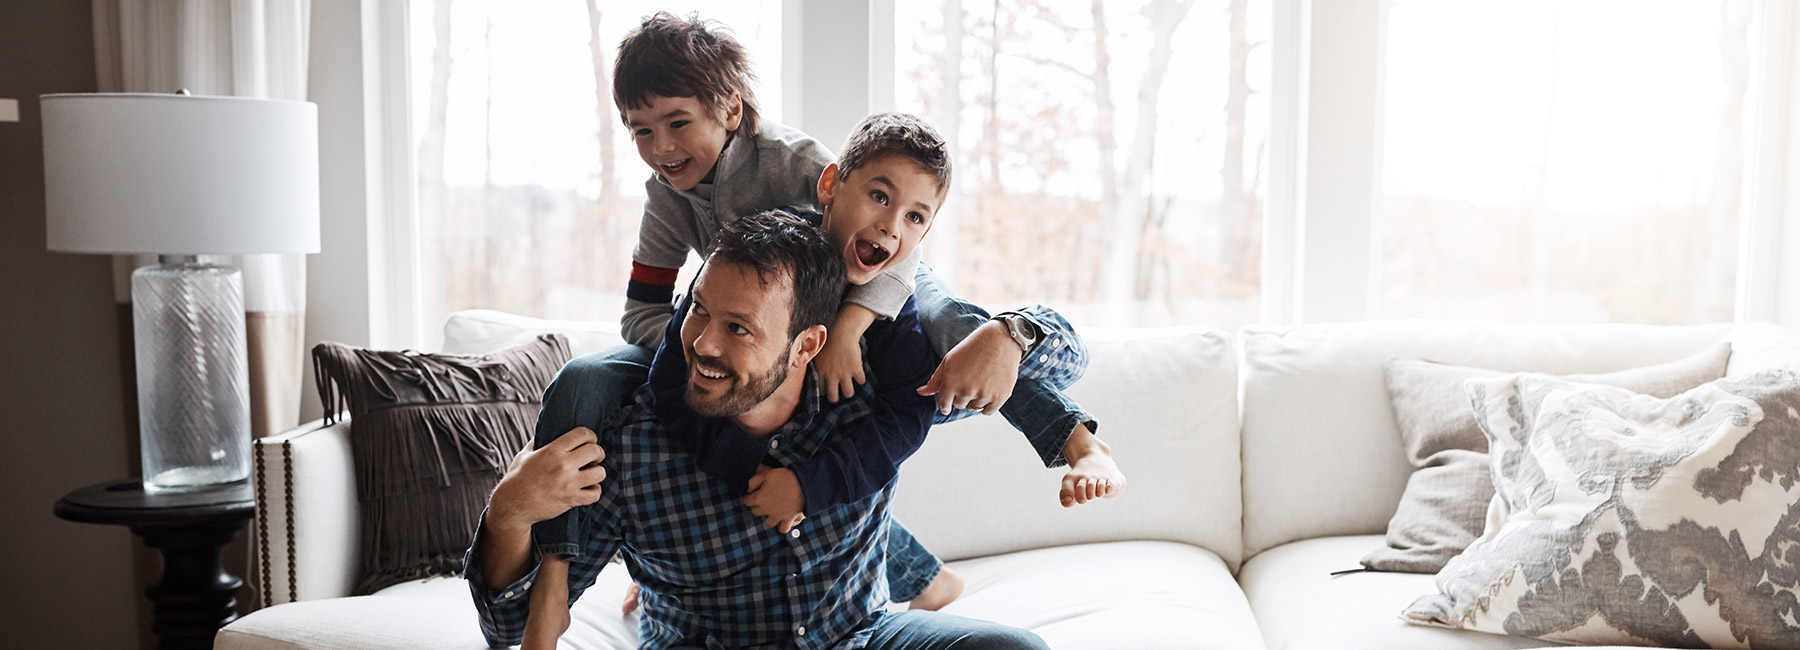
[836,112,953,193]
[704,210,846,339]
[613,12,760,136]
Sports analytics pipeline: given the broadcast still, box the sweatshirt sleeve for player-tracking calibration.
[787,297,937,512]
[622,182,693,349]
[842,245,921,320]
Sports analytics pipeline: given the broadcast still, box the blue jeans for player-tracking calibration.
[529,345,945,601]
[666,611,1047,650]
[913,264,1093,467]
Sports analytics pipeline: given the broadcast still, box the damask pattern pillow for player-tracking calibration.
[1402,368,1800,648]
[1365,345,1731,573]
[312,334,571,594]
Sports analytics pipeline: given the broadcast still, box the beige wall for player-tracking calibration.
[0,2,143,647]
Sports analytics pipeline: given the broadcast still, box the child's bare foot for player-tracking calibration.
[1059,424,1125,507]
[523,555,572,650]
[907,567,965,611]
[621,582,640,616]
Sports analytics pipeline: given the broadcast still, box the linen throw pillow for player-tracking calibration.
[1364,344,1731,573]
[312,334,571,594]
[1401,368,1800,648]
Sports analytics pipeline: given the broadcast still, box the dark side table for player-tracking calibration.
[55,479,255,650]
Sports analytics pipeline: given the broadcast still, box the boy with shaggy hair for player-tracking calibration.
[517,12,1125,645]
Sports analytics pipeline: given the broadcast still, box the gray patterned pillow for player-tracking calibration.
[1402,368,1800,648]
[1365,345,1731,573]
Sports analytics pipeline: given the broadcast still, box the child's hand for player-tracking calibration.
[816,332,866,403]
[744,466,806,533]
[918,320,1023,415]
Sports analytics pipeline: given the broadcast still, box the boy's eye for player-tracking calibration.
[692,304,709,317]
[671,120,688,129]
[634,128,651,138]
[870,190,889,206]
[907,212,925,225]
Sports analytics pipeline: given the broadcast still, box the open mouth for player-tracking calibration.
[854,239,891,270]
[660,158,691,177]
[693,362,729,383]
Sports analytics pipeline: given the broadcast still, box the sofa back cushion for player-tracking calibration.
[892,327,1245,569]
[1238,320,1740,560]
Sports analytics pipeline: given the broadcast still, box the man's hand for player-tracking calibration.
[917,319,1023,415]
[744,466,806,533]
[488,427,609,532]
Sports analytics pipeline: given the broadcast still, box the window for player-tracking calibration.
[1377,0,1763,324]
[409,0,783,348]
[894,0,1272,328]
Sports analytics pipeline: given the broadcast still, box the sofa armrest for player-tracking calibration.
[251,418,359,606]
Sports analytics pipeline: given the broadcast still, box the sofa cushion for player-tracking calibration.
[221,541,1249,650]
[311,335,571,594]
[941,541,1264,650]
[1240,535,1549,650]
[1402,369,1800,648]
[1363,344,1730,573]
[893,326,1244,569]
[1238,320,1742,559]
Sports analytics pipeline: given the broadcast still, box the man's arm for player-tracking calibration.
[464,428,610,647]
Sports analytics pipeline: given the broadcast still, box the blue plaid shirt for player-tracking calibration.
[465,370,916,650]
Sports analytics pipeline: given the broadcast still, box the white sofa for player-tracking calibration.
[216,311,1800,649]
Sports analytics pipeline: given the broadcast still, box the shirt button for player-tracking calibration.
[503,590,515,598]
[1039,354,1050,363]
[770,439,781,449]
[789,572,798,579]
[789,528,801,538]
[796,625,807,637]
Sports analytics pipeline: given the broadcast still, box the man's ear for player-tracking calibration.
[790,324,829,370]
[816,164,840,208]
[722,92,744,131]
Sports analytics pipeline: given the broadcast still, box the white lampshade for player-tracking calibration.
[42,93,320,255]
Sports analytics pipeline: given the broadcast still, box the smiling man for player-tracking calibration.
[465,211,1047,650]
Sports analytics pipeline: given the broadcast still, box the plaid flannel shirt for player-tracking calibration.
[465,372,907,650]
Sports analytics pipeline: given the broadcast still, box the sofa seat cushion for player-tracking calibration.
[220,540,1252,649]
[940,541,1264,650]
[1240,535,1547,650]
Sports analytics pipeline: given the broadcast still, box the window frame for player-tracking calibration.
[341,0,1800,356]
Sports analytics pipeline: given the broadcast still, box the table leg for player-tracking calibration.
[132,518,249,650]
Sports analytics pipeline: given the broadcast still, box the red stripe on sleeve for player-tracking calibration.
[631,262,680,286]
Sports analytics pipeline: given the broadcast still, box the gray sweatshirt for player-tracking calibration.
[622,121,922,348]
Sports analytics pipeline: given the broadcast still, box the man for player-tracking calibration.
[465,211,1048,650]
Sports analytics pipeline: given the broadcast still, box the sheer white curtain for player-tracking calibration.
[92,0,313,439]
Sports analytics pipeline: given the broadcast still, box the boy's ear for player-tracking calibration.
[816,164,841,207]
[722,92,744,131]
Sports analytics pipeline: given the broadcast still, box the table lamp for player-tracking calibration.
[42,92,320,493]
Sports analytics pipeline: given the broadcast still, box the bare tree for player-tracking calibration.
[933,0,965,275]
[586,0,620,259]
[421,0,459,310]
[1099,0,1195,325]
[1218,0,1258,292]
[1698,0,1749,321]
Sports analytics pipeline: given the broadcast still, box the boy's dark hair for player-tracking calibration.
[836,112,953,193]
[704,210,845,339]
[614,12,760,136]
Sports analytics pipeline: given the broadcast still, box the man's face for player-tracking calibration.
[817,154,943,286]
[680,261,796,417]
[624,93,740,191]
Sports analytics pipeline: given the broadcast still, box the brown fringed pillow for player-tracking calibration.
[312,334,571,594]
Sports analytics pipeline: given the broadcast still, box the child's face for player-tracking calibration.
[624,93,741,191]
[817,155,943,286]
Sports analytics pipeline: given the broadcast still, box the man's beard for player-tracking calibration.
[684,345,791,417]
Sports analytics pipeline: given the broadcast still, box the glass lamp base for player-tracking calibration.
[133,256,251,493]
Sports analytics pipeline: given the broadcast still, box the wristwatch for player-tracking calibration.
[994,312,1040,354]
